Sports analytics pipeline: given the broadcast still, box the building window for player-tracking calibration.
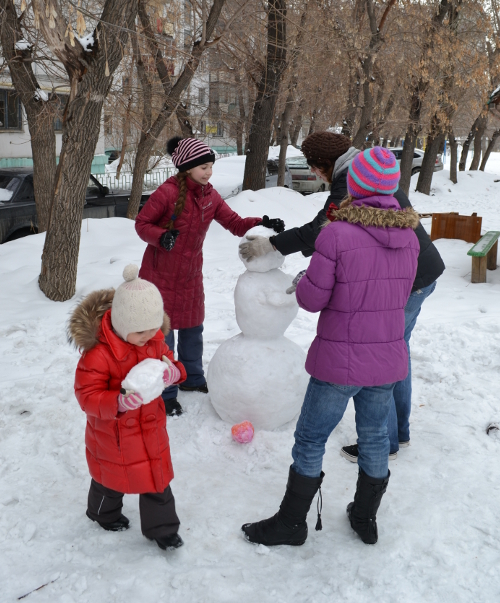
[0,90,22,130]
[54,94,68,132]
[198,88,206,104]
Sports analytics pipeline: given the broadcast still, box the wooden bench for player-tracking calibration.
[467,231,500,283]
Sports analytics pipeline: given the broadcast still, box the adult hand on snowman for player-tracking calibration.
[286,270,307,295]
[239,236,274,261]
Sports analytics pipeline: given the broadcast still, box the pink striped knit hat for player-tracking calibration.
[347,147,400,199]
[167,136,215,171]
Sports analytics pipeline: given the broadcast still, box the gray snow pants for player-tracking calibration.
[87,479,180,539]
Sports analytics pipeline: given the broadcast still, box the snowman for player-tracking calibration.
[207,225,309,430]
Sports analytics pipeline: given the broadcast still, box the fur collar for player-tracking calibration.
[331,197,420,230]
[68,288,171,352]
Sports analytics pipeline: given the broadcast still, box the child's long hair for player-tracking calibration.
[164,171,188,230]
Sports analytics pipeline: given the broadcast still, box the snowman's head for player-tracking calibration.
[239,226,285,272]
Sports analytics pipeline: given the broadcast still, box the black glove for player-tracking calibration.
[160,229,179,251]
[260,215,285,233]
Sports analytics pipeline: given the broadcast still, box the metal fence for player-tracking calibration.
[94,168,177,192]
[95,153,235,192]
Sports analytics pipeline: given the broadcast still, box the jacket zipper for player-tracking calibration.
[115,423,121,451]
[201,185,205,222]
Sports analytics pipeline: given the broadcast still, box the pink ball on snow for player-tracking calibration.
[231,421,254,443]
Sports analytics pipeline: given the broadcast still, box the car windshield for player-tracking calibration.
[286,157,309,168]
[0,176,21,201]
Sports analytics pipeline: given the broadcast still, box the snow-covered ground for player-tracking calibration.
[1,157,500,602]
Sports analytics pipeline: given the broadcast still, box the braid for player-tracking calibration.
[165,171,188,230]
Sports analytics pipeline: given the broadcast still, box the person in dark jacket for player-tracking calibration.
[242,147,420,547]
[239,131,445,460]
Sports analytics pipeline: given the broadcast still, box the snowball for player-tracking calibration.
[235,270,298,338]
[239,225,285,272]
[122,359,165,404]
[208,335,308,430]
[231,421,254,443]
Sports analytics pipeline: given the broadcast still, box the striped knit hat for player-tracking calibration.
[167,136,216,172]
[347,147,400,199]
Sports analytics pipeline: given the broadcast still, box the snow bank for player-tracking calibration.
[1,163,500,601]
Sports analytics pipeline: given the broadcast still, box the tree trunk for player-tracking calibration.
[176,103,194,137]
[458,114,483,171]
[39,0,138,301]
[399,123,420,196]
[126,0,227,217]
[243,0,287,191]
[235,70,246,155]
[469,115,488,170]
[290,110,303,146]
[0,0,57,233]
[416,131,445,195]
[449,130,458,184]
[480,129,500,171]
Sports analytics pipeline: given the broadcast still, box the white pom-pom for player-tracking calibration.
[123,264,139,282]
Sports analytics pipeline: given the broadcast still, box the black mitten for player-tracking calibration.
[260,215,285,233]
[160,229,179,251]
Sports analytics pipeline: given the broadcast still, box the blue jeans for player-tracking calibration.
[162,324,205,401]
[388,281,437,453]
[292,377,395,480]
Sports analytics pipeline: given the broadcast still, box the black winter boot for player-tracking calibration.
[86,510,130,532]
[242,467,324,546]
[347,468,390,544]
[163,398,183,417]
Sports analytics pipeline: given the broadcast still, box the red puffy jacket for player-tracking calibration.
[136,175,261,329]
[70,290,186,494]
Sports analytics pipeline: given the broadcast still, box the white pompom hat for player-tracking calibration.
[111,264,164,341]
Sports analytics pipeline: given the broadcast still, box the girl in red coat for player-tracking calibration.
[136,137,285,417]
[69,265,187,552]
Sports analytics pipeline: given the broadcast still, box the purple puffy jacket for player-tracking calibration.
[296,195,420,387]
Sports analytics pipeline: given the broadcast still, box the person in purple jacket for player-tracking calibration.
[242,147,420,547]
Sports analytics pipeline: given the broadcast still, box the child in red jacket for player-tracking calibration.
[136,137,285,417]
[69,265,187,552]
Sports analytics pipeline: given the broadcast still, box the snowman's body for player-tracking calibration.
[208,226,308,430]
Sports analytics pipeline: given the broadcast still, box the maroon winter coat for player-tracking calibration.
[136,176,261,329]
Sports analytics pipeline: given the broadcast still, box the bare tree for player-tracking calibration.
[0,0,58,233]
[34,0,138,301]
[242,0,286,191]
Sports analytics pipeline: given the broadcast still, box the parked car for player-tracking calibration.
[389,147,444,175]
[265,159,294,189]
[0,168,151,244]
[286,155,326,194]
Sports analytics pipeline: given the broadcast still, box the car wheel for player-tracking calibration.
[5,226,37,242]
[320,184,326,192]
[411,168,420,176]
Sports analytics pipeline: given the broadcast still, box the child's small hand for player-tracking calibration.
[160,229,179,251]
[161,356,181,386]
[118,389,144,412]
[286,270,307,294]
[260,215,285,233]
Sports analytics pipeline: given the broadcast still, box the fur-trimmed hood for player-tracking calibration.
[68,288,171,352]
[328,195,420,250]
